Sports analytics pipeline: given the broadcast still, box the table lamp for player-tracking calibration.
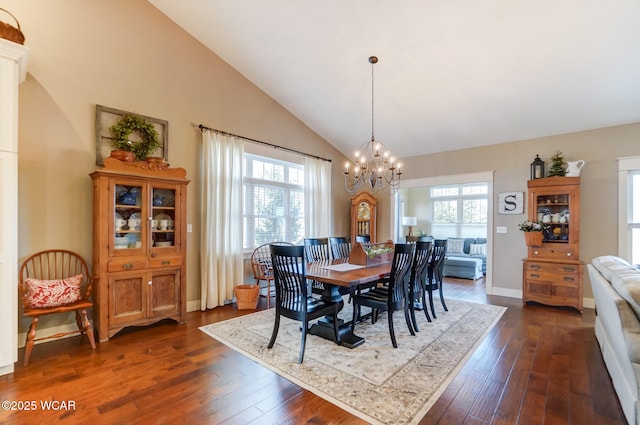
[402,216,417,237]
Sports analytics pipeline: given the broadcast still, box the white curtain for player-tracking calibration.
[200,130,244,310]
[304,156,332,237]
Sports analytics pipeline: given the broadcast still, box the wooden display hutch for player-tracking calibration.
[90,158,190,341]
[523,176,583,312]
[351,192,377,243]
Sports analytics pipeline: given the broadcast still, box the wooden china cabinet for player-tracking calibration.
[522,176,583,312]
[90,158,189,342]
[351,192,377,243]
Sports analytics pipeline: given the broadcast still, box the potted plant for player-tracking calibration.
[109,114,160,162]
[518,220,547,246]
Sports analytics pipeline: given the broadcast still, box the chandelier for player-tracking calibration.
[344,56,402,194]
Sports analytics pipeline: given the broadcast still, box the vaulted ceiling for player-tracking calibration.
[149,0,640,160]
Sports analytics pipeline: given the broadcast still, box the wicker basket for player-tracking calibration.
[0,8,25,45]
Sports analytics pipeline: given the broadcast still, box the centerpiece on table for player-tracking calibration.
[518,220,548,247]
[349,240,395,266]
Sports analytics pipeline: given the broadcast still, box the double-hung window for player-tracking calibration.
[430,183,488,238]
[243,153,304,249]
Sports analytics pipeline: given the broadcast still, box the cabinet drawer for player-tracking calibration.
[528,246,577,260]
[108,259,148,272]
[525,261,580,274]
[150,256,182,269]
[525,270,580,285]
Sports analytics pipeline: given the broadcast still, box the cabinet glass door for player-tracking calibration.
[150,185,177,250]
[534,192,570,243]
[114,183,144,250]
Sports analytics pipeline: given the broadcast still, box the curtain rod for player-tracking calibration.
[198,124,332,163]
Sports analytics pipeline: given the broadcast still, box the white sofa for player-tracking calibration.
[588,255,640,425]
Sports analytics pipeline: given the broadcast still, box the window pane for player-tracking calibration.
[462,184,488,195]
[463,199,488,223]
[433,200,457,223]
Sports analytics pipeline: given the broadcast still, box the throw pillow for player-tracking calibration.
[469,243,487,256]
[24,274,82,308]
[447,238,465,254]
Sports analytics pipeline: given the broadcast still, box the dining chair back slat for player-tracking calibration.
[304,238,331,295]
[329,236,351,259]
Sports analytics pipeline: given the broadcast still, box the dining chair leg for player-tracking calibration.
[388,310,398,348]
[404,301,416,335]
[427,280,437,319]
[405,284,418,334]
[77,310,97,349]
[419,285,432,322]
[298,320,308,363]
[437,272,448,311]
[23,317,38,366]
[267,314,281,348]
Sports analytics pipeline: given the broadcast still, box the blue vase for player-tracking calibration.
[119,192,136,205]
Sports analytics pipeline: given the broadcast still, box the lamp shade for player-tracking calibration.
[402,216,417,226]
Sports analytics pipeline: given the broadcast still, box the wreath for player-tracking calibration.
[109,114,160,161]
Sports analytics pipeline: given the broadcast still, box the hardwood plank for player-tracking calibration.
[0,277,627,425]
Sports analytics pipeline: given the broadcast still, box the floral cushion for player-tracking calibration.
[24,274,82,308]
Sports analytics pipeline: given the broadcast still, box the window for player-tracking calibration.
[431,183,488,238]
[243,153,304,249]
[619,157,640,266]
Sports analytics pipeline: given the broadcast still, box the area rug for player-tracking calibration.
[200,299,506,425]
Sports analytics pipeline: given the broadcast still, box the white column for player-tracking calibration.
[0,39,28,376]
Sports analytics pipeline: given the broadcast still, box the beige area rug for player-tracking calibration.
[200,299,506,425]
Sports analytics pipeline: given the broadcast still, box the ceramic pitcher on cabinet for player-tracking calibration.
[566,160,585,177]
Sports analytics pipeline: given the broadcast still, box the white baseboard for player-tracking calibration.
[187,300,201,312]
[489,286,594,310]
[490,286,522,299]
[0,363,14,376]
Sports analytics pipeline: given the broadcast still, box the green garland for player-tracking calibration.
[110,114,160,161]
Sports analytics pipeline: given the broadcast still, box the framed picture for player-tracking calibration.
[497,192,524,214]
[95,105,168,166]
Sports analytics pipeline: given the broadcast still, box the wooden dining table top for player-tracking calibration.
[305,259,392,287]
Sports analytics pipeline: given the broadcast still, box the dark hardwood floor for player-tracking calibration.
[0,277,627,424]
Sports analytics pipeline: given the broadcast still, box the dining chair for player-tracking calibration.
[425,239,448,318]
[250,242,293,308]
[329,236,351,259]
[304,237,331,295]
[406,240,434,332]
[350,243,415,348]
[268,244,341,363]
[19,249,97,366]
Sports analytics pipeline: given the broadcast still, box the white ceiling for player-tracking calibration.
[148,0,640,160]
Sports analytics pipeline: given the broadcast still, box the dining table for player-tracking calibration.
[305,258,392,349]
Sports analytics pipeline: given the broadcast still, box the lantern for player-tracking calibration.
[530,154,545,180]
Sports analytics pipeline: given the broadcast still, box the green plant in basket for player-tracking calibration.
[365,246,394,259]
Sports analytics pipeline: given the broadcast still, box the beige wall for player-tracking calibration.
[378,123,640,298]
[10,0,351,333]
[8,0,640,336]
